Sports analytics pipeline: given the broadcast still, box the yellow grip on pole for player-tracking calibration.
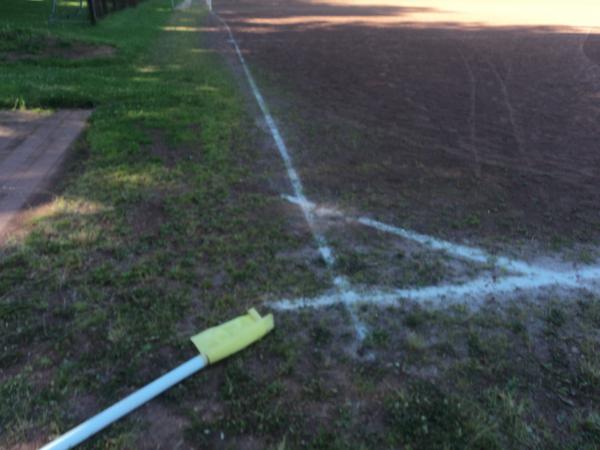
[190,308,274,364]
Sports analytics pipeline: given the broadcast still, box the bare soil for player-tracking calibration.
[214,0,600,247]
[3,38,115,61]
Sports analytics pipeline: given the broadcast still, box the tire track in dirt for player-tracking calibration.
[540,30,600,187]
[457,47,481,179]
[580,29,600,69]
[485,51,551,209]
[578,29,600,101]
[214,0,600,242]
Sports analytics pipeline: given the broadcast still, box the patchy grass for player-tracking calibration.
[0,0,324,448]
[328,222,484,289]
[170,297,600,449]
[2,1,600,450]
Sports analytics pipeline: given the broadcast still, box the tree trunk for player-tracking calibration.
[87,0,97,24]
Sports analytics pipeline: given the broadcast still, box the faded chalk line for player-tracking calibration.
[213,13,335,267]
[278,195,600,309]
[212,8,368,340]
[209,3,600,335]
[283,194,547,276]
[458,46,481,178]
[269,267,600,311]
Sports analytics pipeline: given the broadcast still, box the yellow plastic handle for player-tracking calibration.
[190,308,274,364]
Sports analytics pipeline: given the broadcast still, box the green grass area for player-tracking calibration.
[0,0,180,108]
[0,0,325,447]
[1,0,600,449]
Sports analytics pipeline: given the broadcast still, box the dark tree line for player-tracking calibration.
[87,0,141,24]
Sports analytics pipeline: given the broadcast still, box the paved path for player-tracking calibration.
[0,109,92,240]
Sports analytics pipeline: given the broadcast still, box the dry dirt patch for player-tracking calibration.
[215,0,600,247]
[2,37,115,62]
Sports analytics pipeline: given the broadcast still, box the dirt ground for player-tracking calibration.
[214,0,600,248]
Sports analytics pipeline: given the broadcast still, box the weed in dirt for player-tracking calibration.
[578,340,600,393]
[384,380,496,449]
[334,251,368,276]
[405,331,427,354]
[403,307,435,329]
[332,243,456,289]
[364,328,390,349]
[574,413,600,449]
[546,305,567,330]
[311,322,333,347]
[185,360,295,446]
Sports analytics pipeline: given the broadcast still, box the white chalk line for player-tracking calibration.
[213,13,335,268]
[277,195,600,309]
[212,10,368,337]
[270,266,600,311]
[211,8,600,326]
[282,194,587,278]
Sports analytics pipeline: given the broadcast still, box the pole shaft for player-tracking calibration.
[41,355,207,450]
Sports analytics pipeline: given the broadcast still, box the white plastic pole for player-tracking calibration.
[40,355,207,450]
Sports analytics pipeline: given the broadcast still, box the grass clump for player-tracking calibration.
[384,381,493,449]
